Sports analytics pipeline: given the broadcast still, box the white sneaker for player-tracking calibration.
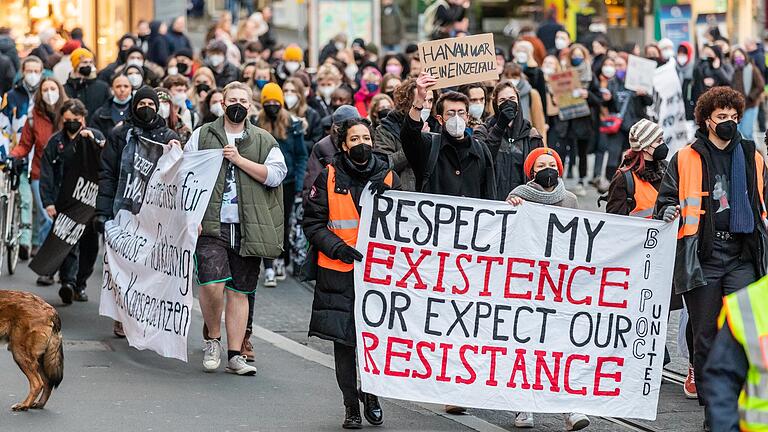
[565,412,590,431]
[274,259,286,280]
[264,268,277,287]
[203,339,222,371]
[515,411,534,428]
[225,355,258,376]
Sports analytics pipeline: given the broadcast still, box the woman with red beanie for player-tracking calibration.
[506,147,579,210]
[506,147,588,431]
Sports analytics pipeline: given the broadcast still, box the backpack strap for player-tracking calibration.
[420,132,441,193]
[624,169,636,210]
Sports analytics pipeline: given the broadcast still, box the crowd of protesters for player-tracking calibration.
[1,2,767,431]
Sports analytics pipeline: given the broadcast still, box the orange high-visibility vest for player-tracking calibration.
[629,172,658,219]
[677,146,767,240]
[317,165,394,272]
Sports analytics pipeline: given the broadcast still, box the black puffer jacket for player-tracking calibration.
[64,77,111,124]
[303,153,400,346]
[96,114,179,219]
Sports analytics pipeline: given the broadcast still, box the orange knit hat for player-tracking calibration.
[523,147,564,180]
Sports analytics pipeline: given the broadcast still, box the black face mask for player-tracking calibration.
[195,83,211,94]
[135,106,156,123]
[652,143,669,161]
[63,120,82,135]
[176,62,188,75]
[78,65,92,77]
[263,104,281,119]
[533,168,559,188]
[353,52,364,62]
[330,105,343,113]
[377,109,391,120]
[711,119,738,141]
[347,143,372,165]
[499,99,518,121]
[225,103,248,123]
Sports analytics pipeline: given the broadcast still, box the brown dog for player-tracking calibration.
[0,290,63,411]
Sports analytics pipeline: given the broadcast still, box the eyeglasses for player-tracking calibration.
[443,110,467,118]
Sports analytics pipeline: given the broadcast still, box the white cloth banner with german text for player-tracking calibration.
[99,141,222,362]
[354,190,676,420]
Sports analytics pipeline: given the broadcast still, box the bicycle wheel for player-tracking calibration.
[0,195,7,277]
[6,194,20,275]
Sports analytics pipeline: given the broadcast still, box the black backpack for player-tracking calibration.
[597,170,634,210]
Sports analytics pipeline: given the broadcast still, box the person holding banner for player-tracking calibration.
[504,147,589,430]
[303,118,399,429]
[39,99,105,304]
[655,86,768,430]
[186,81,286,376]
[94,86,181,336]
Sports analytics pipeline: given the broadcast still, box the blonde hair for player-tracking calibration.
[223,81,254,100]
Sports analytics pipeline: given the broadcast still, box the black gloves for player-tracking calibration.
[336,245,364,264]
[497,99,519,126]
[92,216,106,234]
[5,157,24,175]
[368,179,391,196]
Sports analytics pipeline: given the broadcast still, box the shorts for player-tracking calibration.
[195,223,262,294]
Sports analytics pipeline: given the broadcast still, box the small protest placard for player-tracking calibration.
[625,55,657,94]
[419,33,498,89]
[550,70,591,121]
[354,190,677,420]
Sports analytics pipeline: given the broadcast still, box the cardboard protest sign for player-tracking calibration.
[653,61,690,159]
[625,55,657,94]
[419,33,497,89]
[30,137,101,276]
[354,191,677,420]
[99,139,222,361]
[550,70,591,121]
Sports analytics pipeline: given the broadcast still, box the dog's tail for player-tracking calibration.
[42,313,63,388]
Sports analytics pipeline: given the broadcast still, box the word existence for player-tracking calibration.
[418,33,498,90]
[354,191,676,420]
[30,138,101,276]
[99,140,222,361]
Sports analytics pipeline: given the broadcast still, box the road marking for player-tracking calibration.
[0,340,112,352]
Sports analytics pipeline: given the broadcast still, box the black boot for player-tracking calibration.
[58,283,74,305]
[342,404,362,429]
[360,392,383,425]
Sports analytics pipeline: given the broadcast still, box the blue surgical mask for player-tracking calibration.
[113,95,130,105]
[366,83,379,93]
[571,57,584,67]
[255,79,269,89]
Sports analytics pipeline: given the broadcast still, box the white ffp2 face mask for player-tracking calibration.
[468,103,484,120]
[445,115,466,138]
[420,108,431,122]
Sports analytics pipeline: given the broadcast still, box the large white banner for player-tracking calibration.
[99,140,222,361]
[354,191,676,420]
[654,61,690,159]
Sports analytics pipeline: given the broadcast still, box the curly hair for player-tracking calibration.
[393,77,417,113]
[335,118,373,149]
[694,86,745,130]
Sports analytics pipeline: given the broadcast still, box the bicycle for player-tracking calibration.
[0,161,23,276]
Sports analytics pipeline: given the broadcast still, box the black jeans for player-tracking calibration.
[264,180,295,268]
[683,238,756,405]
[334,342,359,407]
[59,225,99,290]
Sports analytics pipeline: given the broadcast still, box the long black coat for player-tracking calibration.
[303,154,399,346]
